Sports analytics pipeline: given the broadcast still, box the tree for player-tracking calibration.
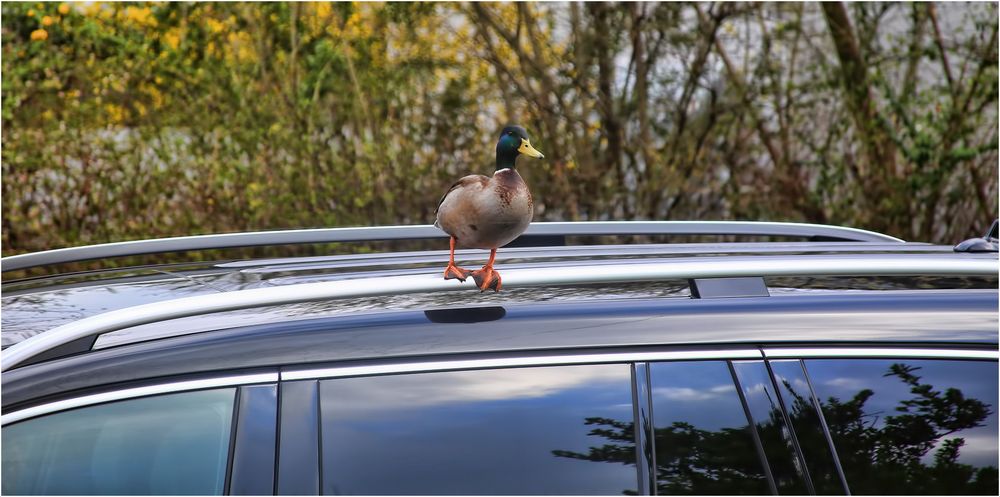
[553,362,997,495]
[3,2,996,259]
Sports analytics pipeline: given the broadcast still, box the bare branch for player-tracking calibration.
[926,3,957,95]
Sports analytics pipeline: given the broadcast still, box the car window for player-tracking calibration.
[805,359,999,495]
[647,361,772,494]
[2,388,236,495]
[731,361,810,494]
[768,359,847,494]
[318,364,637,495]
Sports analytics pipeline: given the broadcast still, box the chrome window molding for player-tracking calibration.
[3,255,996,372]
[280,349,766,381]
[0,372,278,426]
[5,348,995,426]
[762,347,999,360]
[0,221,904,272]
[281,345,999,382]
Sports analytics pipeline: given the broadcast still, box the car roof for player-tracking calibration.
[2,240,992,346]
[3,288,997,411]
[2,221,997,410]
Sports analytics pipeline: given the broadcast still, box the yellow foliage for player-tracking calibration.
[83,3,112,20]
[125,6,157,28]
[314,2,333,19]
[492,4,519,34]
[143,83,164,110]
[342,7,366,39]
[227,31,254,63]
[163,30,181,50]
[205,18,225,35]
[304,2,333,35]
[30,29,48,41]
[104,103,125,123]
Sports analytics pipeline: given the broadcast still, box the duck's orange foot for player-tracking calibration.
[471,267,502,292]
[443,264,472,282]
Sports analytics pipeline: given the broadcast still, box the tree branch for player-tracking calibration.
[926,3,956,95]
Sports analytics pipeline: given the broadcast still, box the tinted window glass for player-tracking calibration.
[648,361,771,494]
[731,361,810,494]
[806,359,999,495]
[768,360,846,494]
[319,364,637,495]
[2,388,236,495]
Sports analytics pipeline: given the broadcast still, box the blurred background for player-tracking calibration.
[2,1,997,256]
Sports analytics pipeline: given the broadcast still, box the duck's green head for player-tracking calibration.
[496,125,544,170]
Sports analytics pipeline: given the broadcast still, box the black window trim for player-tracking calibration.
[728,360,780,495]
[795,359,851,494]
[276,380,321,495]
[761,358,817,494]
[632,363,656,495]
[229,384,279,495]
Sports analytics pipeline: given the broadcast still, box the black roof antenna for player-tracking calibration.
[954,219,999,253]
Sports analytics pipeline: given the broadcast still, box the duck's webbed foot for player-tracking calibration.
[443,236,472,282]
[471,248,502,292]
[471,266,502,292]
[443,264,472,282]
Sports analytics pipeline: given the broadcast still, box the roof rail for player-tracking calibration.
[2,253,990,372]
[1,221,903,272]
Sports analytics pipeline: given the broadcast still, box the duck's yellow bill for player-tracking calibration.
[519,139,545,159]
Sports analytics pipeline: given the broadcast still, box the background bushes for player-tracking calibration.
[3,2,997,254]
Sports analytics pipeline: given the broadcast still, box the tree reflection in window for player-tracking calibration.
[769,360,847,494]
[731,361,808,494]
[808,360,998,495]
[554,361,771,495]
[554,360,998,496]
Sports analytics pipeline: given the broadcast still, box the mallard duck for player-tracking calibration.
[435,125,545,291]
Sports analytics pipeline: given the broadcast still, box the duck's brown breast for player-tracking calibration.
[493,169,532,212]
[481,169,532,248]
[435,169,533,250]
